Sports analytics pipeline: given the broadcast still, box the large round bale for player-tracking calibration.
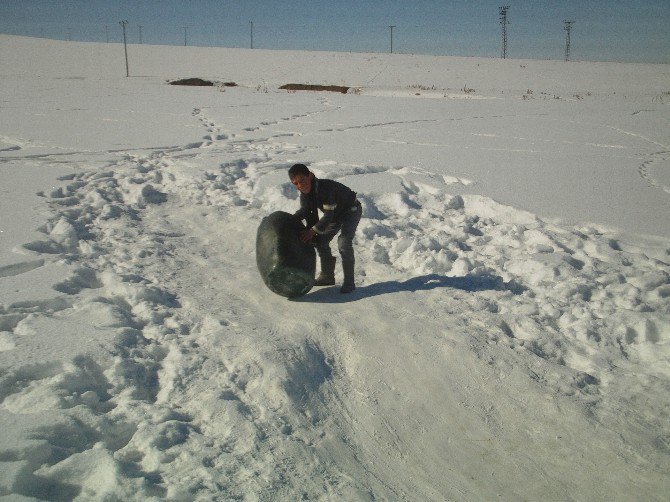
[256,211,316,298]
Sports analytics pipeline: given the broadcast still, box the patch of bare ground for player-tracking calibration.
[169,78,238,87]
[280,83,350,94]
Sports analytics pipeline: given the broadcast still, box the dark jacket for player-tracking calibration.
[294,178,357,234]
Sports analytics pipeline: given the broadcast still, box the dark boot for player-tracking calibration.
[314,256,336,286]
[340,260,355,294]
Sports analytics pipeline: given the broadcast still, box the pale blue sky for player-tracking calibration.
[1,1,669,63]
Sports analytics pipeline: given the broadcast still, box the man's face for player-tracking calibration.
[291,173,313,194]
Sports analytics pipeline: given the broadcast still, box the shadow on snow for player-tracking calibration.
[292,273,526,304]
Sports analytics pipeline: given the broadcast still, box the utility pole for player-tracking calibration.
[564,20,574,61]
[250,21,254,49]
[499,5,510,59]
[105,25,109,43]
[119,20,129,77]
[139,25,143,44]
[389,25,396,53]
[184,26,188,46]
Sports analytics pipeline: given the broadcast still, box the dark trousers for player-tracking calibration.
[315,201,361,262]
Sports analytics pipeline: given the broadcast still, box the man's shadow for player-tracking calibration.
[291,273,526,303]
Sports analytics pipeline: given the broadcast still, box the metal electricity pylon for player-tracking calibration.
[564,20,574,61]
[499,5,510,59]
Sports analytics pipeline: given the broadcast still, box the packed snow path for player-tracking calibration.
[1,37,669,500]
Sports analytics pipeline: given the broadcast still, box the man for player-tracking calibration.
[289,163,362,294]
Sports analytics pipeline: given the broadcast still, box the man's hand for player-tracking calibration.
[299,228,316,243]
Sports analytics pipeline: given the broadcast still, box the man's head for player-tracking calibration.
[289,163,314,194]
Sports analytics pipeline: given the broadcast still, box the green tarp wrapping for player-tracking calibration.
[256,211,316,298]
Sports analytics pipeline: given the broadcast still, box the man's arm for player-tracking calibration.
[312,181,342,234]
[293,194,308,221]
[312,205,336,234]
[299,208,333,244]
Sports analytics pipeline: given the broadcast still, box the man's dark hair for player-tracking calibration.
[288,163,310,179]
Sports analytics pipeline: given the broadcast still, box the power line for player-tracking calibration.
[10,18,641,62]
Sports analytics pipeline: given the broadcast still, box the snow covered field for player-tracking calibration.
[1,35,669,500]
